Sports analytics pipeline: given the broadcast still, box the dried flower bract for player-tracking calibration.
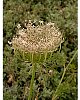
[12,20,64,53]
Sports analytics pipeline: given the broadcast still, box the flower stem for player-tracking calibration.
[28,53,36,100]
[52,49,78,100]
[49,52,53,60]
[44,51,47,62]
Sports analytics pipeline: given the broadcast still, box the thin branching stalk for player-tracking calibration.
[39,53,42,62]
[29,52,32,62]
[28,53,36,100]
[49,52,53,60]
[52,49,78,100]
[44,51,48,62]
[59,44,61,52]
[23,51,25,60]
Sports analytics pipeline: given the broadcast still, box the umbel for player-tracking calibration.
[12,20,63,55]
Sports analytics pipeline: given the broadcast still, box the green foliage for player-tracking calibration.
[3,0,77,100]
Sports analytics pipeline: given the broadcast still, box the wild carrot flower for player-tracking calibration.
[12,20,64,53]
[11,20,64,100]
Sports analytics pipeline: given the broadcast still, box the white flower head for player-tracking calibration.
[12,20,64,53]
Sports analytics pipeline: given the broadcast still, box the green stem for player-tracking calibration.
[23,51,25,60]
[49,52,53,60]
[28,53,36,100]
[29,52,32,62]
[44,51,47,62]
[39,53,42,62]
[52,50,78,100]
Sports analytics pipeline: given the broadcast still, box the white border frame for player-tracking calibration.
[78,0,80,100]
[0,0,79,100]
[0,0,3,100]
